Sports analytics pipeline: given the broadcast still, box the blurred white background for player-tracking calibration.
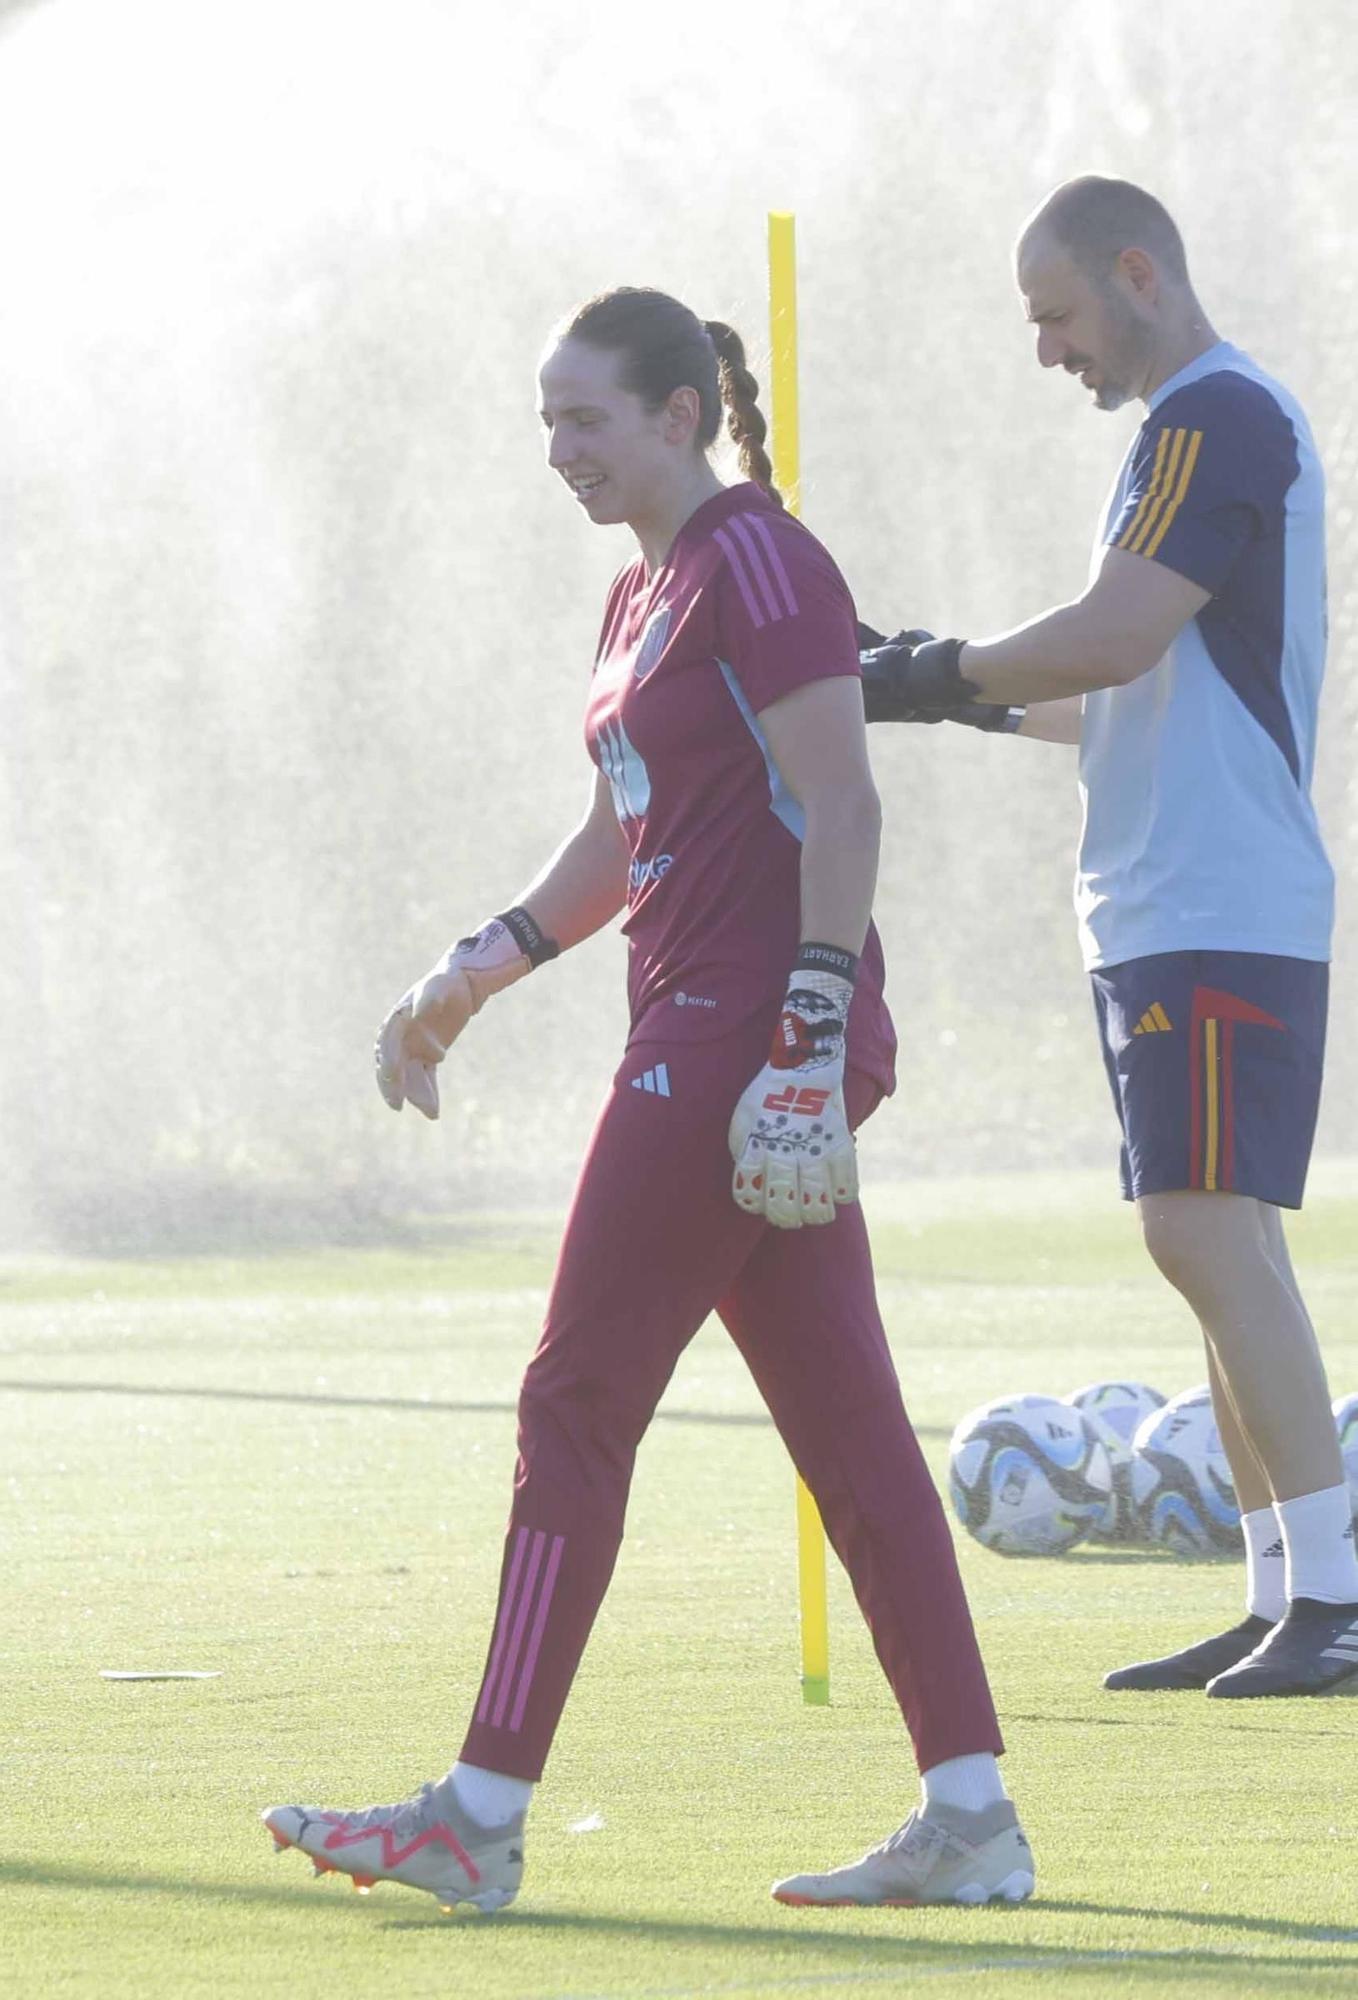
[1,0,1352,1246]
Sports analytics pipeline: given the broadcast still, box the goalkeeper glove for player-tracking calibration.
[859,629,1024,733]
[729,944,860,1229]
[859,625,944,724]
[375,905,558,1120]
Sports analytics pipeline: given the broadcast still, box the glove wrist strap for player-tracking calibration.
[793,941,859,984]
[495,905,560,968]
[922,636,975,701]
[954,701,1027,734]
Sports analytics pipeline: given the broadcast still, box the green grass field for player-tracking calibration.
[4,1166,1358,1998]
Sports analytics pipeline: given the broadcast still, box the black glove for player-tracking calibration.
[860,624,1020,736]
[859,633,976,718]
[858,625,1026,732]
[858,627,950,724]
[855,619,890,650]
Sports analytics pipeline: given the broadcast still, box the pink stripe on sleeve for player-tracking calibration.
[713,527,767,629]
[727,514,784,622]
[490,1529,546,1728]
[475,1527,529,1724]
[507,1534,566,1732]
[745,513,800,618]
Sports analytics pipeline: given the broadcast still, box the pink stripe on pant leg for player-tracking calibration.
[475,1526,530,1726]
[507,1534,566,1733]
[491,1529,547,1728]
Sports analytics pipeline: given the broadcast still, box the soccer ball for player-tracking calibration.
[1129,1385,1242,1556]
[949,1393,1113,1557]
[1334,1393,1358,1521]
[1064,1381,1167,1541]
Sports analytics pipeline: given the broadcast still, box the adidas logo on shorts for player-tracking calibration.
[1133,1002,1174,1035]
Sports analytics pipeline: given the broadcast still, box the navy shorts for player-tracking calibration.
[1090,950,1328,1209]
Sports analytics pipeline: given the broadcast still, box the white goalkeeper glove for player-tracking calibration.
[375,906,558,1120]
[728,944,860,1229]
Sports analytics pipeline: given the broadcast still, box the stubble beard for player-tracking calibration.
[1090,287,1157,413]
[1093,379,1134,414]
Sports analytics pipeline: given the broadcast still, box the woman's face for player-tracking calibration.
[538,336,692,528]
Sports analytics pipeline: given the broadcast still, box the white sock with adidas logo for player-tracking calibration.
[1241,1505,1287,1622]
[1276,1483,1358,1607]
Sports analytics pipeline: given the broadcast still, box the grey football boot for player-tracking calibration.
[772,1800,1034,1908]
[263,1778,524,1912]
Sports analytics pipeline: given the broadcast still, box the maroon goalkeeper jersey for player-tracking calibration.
[584,481,896,1092]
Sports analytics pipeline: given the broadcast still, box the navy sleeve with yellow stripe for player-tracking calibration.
[1105,371,1300,595]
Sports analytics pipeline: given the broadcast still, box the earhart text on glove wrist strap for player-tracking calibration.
[794,942,859,983]
[497,905,561,967]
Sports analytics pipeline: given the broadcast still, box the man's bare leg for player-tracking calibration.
[1203,1341,1271,1512]
[1137,1190,1341,1498]
[1105,1190,1357,1695]
[1202,1341,1286,1624]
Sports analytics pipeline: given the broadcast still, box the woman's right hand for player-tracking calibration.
[374,917,534,1120]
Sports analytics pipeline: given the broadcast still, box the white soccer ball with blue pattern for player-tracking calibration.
[1334,1393,1358,1521]
[1129,1385,1242,1556]
[1064,1381,1167,1541]
[948,1393,1113,1557]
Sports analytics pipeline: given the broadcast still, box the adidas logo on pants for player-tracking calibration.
[630,1064,671,1098]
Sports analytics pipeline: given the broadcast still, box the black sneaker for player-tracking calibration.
[1103,1614,1273,1691]
[1206,1597,1358,1698]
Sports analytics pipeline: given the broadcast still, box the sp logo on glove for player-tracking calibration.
[729,948,860,1230]
[760,1083,832,1119]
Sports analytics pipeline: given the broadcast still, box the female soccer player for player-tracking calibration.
[262,289,1032,1912]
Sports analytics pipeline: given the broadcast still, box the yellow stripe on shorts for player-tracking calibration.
[1203,1016,1220,1191]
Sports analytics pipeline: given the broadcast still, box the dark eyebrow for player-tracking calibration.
[540,403,606,422]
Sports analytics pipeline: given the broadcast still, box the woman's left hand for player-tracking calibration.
[729,1062,858,1228]
[728,959,859,1228]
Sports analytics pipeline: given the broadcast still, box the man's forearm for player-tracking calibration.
[865,548,1207,718]
[959,601,1140,706]
[1017,696,1084,744]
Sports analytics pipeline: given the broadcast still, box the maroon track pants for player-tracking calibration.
[459,1021,1003,1779]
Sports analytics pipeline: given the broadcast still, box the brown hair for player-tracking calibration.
[558,288,783,506]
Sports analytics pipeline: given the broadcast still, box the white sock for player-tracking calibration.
[447,1762,535,1827]
[1276,1483,1358,1606]
[920,1753,1007,1814]
[1241,1504,1287,1622]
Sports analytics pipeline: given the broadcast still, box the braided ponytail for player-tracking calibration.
[704,321,784,509]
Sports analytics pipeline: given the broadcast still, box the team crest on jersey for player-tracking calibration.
[633,606,672,682]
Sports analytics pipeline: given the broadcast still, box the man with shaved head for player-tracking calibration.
[862,175,1356,1698]
[1021,176,1190,409]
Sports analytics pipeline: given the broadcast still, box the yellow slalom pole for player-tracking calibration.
[768,210,829,1707]
[795,1473,830,1706]
[767,212,802,517]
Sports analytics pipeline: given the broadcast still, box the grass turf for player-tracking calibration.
[3,1166,1358,1998]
